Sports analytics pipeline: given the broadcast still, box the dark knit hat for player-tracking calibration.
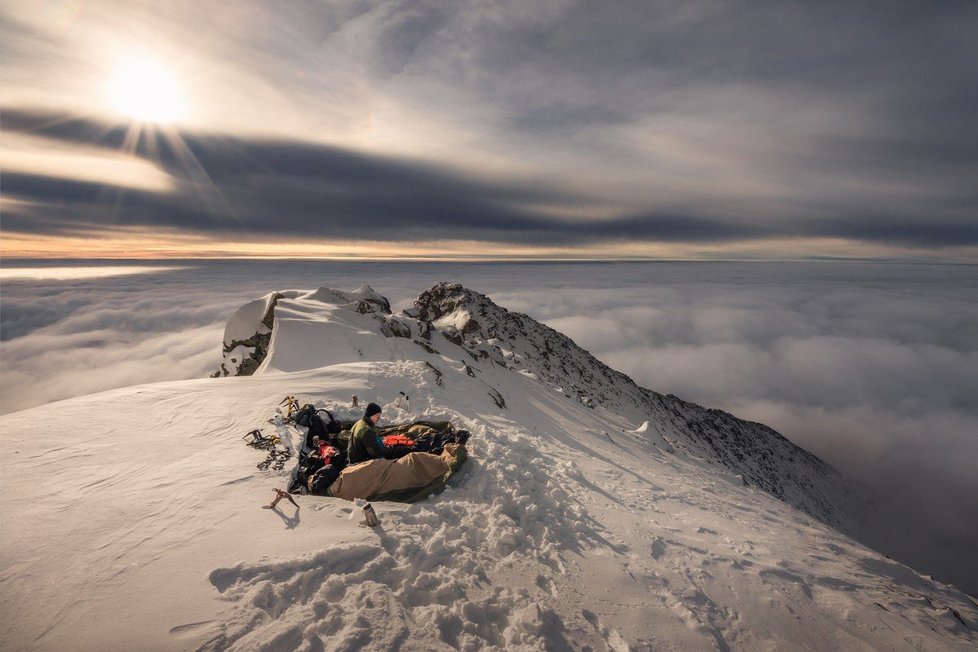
[364,402,382,419]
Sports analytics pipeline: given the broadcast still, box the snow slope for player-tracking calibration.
[1,284,975,651]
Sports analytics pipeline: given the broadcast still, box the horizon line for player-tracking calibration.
[2,254,975,266]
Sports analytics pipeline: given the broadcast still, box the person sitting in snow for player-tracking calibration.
[347,402,387,464]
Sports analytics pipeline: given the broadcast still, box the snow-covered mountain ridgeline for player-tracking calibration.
[214,285,393,377]
[3,282,976,651]
[220,283,861,535]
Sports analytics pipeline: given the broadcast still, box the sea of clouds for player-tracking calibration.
[1,260,975,595]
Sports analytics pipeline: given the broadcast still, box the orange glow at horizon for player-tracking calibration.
[2,230,967,262]
[0,231,580,261]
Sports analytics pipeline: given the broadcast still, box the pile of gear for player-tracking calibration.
[244,397,470,503]
[243,429,293,471]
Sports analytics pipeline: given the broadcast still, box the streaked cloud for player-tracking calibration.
[2,132,175,192]
[2,109,976,260]
[0,265,187,281]
[1,1,976,258]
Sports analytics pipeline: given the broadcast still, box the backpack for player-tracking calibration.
[296,405,341,449]
[317,443,341,465]
[289,453,324,493]
[310,409,340,436]
[293,404,317,427]
[307,464,340,495]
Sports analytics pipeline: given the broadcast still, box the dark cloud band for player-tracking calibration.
[1,107,975,249]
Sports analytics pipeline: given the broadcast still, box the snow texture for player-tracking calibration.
[1,283,975,651]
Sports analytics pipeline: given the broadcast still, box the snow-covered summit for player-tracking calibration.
[3,282,975,651]
[215,285,394,377]
[218,282,862,535]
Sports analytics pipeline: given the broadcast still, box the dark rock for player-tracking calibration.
[424,361,444,386]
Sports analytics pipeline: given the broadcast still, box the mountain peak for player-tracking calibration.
[5,282,975,651]
[213,282,864,535]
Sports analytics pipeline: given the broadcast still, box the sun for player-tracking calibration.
[106,53,187,124]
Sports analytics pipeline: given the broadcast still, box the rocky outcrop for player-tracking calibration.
[212,292,284,377]
[212,332,271,377]
[378,315,412,339]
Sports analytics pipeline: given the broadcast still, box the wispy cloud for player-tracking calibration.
[3,109,977,258]
[2,2,977,258]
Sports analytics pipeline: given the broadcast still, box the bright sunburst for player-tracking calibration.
[106,53,187,124]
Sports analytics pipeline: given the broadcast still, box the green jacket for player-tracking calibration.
[347,418,386,465]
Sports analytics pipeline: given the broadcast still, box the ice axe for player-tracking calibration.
[263,488,299,510]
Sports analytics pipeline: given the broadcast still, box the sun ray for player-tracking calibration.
[157,125,240,225]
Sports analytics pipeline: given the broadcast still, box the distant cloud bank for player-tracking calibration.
[1,260,975,593]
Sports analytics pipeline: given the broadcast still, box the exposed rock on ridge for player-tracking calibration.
[413,283,863,535]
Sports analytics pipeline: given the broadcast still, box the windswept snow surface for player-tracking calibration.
[2,284,976,651]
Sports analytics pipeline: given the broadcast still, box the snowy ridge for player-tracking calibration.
[411,283,863,535]
[215,285,392,377]
[2,283,976,651]
[222,282,861,534]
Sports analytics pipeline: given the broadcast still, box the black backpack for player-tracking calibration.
[308,464,340,495]
[301,407,341,449]
[293,404,317,427]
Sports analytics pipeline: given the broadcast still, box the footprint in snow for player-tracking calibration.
[651,537,667,559]
[169,620,221,640]
[582,609,631,652]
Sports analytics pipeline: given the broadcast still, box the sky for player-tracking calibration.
[1,260,976,594]
[2,0,977,260]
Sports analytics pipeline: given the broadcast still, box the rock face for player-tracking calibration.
[216,281,863,534]
[212,292,282,377]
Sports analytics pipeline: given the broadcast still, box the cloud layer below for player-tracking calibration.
[1,260,976,595]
